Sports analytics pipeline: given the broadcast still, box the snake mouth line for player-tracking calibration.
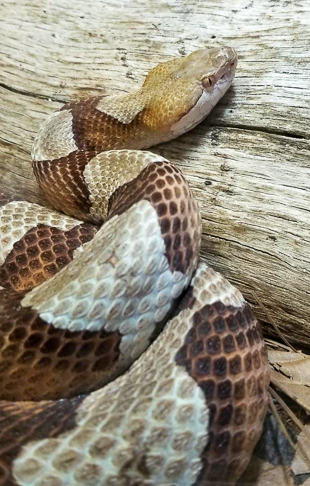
[221,62,236,76]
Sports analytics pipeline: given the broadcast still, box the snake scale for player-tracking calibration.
[0,47,270,486]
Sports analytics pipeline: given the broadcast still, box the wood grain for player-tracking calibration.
[0,0,309,345]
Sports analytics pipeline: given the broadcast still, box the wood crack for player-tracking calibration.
[210,123,309,141]
[0,82,65,104]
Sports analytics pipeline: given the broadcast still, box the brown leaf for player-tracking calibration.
[269,349,310,413]
[269,350,310,384]
[269,350,306,365]
[270,369,310,413]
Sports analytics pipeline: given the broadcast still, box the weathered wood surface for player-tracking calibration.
[0,0,309,345]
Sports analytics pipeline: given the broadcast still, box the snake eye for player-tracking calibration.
[202,75,216,88]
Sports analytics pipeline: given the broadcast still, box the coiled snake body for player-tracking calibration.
[0,47,270,486]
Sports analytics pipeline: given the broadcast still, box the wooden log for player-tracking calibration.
[0,0,309,345]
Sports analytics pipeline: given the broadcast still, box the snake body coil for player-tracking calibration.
[0,47,270,486]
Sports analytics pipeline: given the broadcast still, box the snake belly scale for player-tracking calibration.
[0,47,270,486]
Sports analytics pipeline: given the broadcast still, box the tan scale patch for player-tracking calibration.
[83,149,163,220]
[96,91,148,124]
[32,110,78,162]
[0,201,81,265]
[190,264,245,308]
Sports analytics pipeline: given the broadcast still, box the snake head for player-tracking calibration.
[180,46,237,85]
[141,46,238,135]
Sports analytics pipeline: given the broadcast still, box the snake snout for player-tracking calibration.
[222,46,238,67]
[208,46,238,81]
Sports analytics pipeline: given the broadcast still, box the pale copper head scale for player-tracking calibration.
[137,46,238,134]
[143,46,238,87]
[171,46,237,83]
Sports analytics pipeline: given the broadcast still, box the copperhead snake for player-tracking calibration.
[0,47,270,486]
